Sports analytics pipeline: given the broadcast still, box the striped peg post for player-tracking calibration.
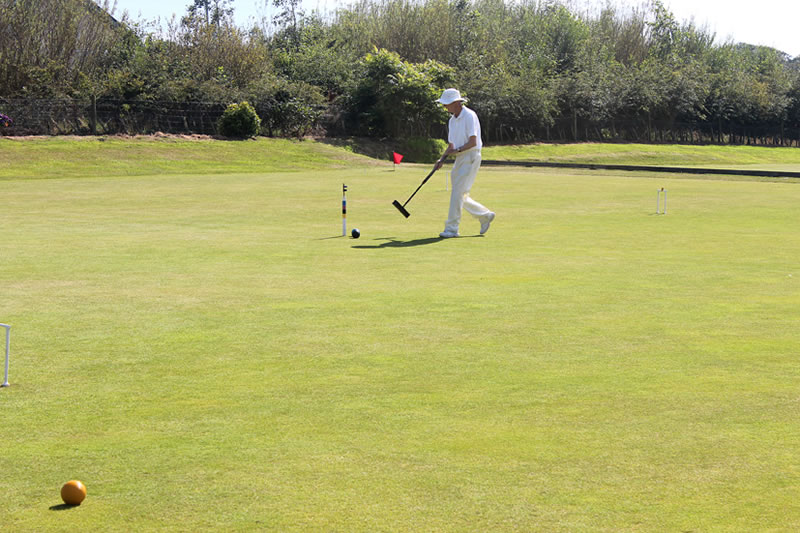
[342,184,347,236]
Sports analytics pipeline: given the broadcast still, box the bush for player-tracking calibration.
[247,76,326,138]
[218,101,261,138]
[349,48,453,138]
[399,137,448,163]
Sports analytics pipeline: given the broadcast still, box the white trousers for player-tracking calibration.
[445,150,491,233]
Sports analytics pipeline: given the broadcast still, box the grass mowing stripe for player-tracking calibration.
[483,142,800,170]
[4,137,800,181]
[0,137,377,179]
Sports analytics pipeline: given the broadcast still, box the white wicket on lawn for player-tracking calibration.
[656,188,667,215]
[1,323,9,387]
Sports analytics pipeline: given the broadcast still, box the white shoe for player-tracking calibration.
[480,212,495,235]
[439,231,459,238]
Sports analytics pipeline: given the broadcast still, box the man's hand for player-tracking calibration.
[434,144,457,171]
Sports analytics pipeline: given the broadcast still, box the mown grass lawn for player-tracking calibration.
[1,138,799,531]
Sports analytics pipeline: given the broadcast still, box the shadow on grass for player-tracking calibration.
[352,235,482,249]
[49,504,80,511]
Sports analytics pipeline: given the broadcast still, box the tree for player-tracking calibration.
[271,0,304,50]
[0,0,123,97]
[349,47,452,138]
[185,0,235,27]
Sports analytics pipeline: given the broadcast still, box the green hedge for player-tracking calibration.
[218,101,261,139]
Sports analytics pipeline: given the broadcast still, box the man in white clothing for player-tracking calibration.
[433,88,495,238]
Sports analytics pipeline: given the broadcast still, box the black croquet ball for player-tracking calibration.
[351,228,360,239]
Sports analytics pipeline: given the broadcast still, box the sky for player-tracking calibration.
[106,0,800,58]
[662,0,799,57]
[105,0,334,28]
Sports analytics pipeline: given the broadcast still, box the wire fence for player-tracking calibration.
[0,98,228,136]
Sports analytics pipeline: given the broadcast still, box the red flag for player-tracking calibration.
[392,152,404,165]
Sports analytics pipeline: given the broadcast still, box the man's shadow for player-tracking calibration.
[352,236,481,249]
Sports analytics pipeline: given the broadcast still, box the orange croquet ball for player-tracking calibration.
[61,480,87,505]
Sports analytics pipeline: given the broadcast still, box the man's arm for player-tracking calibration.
[458,135,478,153]
[433,135,478,170]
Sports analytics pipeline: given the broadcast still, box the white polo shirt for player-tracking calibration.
[448,106,482,153]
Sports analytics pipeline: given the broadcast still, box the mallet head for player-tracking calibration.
[392,200,410,218]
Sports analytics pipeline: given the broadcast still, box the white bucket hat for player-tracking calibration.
[436,88,468,105]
